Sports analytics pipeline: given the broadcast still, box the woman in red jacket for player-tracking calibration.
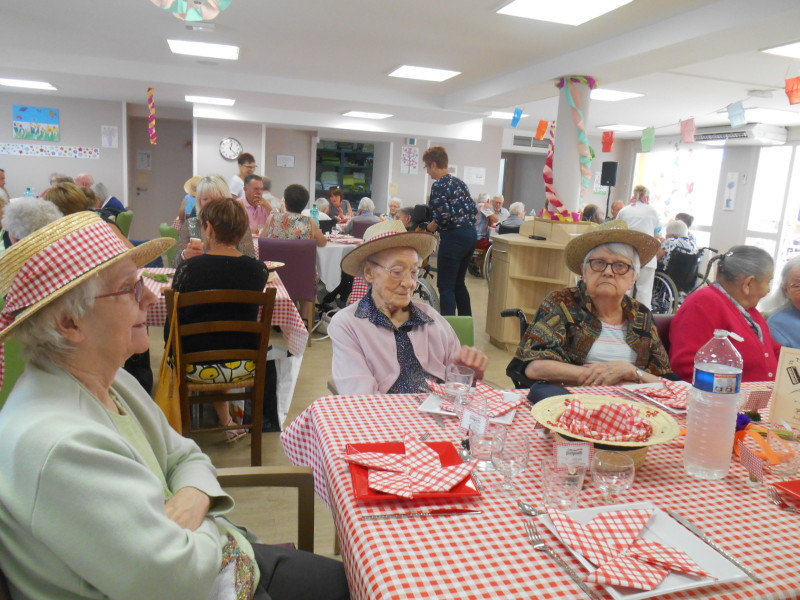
[669,245,780,382]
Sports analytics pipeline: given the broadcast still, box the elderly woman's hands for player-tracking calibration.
[456,346,489,380]
[577,361,639,386]
[165,486,212,531]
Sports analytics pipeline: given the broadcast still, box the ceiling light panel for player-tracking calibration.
[0,78,57,90]
[597,123,645,132]
[343,111,393,119]
[761,41,800,59]
[591,88,643,102]
[497,0,633,26]
[185,95,236,106]
[388,65,460,82]
[746,108,800,126]
[487,111,528,119]
[167,39,239,60]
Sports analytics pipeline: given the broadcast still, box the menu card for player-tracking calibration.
[768,346,800,430]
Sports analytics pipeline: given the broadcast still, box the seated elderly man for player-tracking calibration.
[657,219,696,271]
[511,221,677,387]
[500,202,526,230]
[303,197,332,220]
[345,197,381,234]
[329,220,488,394]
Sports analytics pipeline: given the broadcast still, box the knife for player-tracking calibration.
[665,509,761,582]
[361,509,481,521]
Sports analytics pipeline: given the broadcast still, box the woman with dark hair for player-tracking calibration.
[669,245,780,382]
[328,187,353,222]
[261,184,327,246]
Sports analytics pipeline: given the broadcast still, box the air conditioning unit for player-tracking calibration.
[693,123,787,146]
[501,127,549,154]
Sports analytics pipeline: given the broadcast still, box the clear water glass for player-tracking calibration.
[592,450,635,504]
[444,364,474,419]
[541,458,586,511]
[469,425,506,472]
[491,433,530,497]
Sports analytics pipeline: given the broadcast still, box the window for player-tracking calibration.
[747,146,793,233]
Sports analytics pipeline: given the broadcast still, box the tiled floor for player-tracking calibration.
[149,269,519,557]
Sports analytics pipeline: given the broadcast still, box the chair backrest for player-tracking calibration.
[351,219,372,239]
[443,315,475,346]
[115,210,134,237]
[257,238,317,302]
[497,222,521,235]
[665,249,700,293]
[653,313,673,354]
[0,298,25,411]
[159,222,179,266]
[318,219,336,234]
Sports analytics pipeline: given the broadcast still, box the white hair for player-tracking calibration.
[315,197,329,211]
[357,197,375,213]
[665,220,688,237]
[492,194,504,203]
[584,242,641,277]
[389,197,402,208]
[509,202,525,216]
[91,181,109,202]
[476,193,490,203]
[2,197,63,241]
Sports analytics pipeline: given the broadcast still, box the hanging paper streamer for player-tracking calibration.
[535,120,548,140]
[555,75,596,204]
[786,76,800,105]
[641,127,655,153]
[727,101,746,128]
[601,131,615,152]
[511,108,523,128]
[147,87,157,145]
[680,118,696,144]
[150,0,232,22]
[541,121,569,217]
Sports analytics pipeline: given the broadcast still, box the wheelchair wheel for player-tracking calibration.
[651,272,678,314]
[413,277,440,312]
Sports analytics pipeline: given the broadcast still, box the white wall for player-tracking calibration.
[195,119,263,184]
[0,93,125,199]
[263,127,313,198]
[430,126,504,201]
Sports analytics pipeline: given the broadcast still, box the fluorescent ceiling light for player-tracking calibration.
[388,65,460,82]
[745,108,800,126]
[761,41,800,59]
[342,111,393,120]
[497,0,632,26]
[0,77,57,90]
[167,39,239,60]
[185,95,235,106]
[487,111,528,119]
[591,88,643,102]
[597,123,645,132]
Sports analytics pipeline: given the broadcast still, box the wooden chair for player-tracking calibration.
[0,465,315,599]
[159,222,179,266]
[166,288,277,466]
[115,210,134,237]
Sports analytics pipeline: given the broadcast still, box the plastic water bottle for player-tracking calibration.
[310,203,320,224]
[683,329,743,480]
[24,187,34,198]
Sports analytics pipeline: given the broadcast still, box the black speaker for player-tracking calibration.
[601,161,618,187]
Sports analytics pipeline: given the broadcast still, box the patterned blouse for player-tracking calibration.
[266,212,313,240]
[658,236,696,270]
[429,174,477,231]
[514,282,674,376]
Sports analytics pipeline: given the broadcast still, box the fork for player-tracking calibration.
[418,432,431,442]
[767,486,800,514]
[523,520,603,600]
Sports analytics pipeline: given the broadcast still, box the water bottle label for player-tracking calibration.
[693,368,741,393]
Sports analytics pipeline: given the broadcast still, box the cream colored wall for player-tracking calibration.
[263,127,313,198]
[194,119,263,186]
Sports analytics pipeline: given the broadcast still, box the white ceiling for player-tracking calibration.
[1,0,799,140]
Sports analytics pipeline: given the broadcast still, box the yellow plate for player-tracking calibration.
[530,394,680,447]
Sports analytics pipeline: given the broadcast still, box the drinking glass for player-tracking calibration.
[469,425,506,472]
[491,433,530,497]
[768,439,800,480]
[541,458,586,511]
[444,364,474,419]
[592,450,635,504]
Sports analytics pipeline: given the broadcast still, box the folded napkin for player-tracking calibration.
[547,509,710,591]
[343,434,476,499]
[633,380,689,409]
[428,379,525,418]
[556,399,653,443]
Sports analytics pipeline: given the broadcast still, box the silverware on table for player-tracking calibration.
[430,412,447,429]
[766,485,800,514]
[362,509,482,521]
[665,509,762,582]
[457,446,484,491]
[523,520,603,600]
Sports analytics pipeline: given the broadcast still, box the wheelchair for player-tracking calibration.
[651,247,717,315]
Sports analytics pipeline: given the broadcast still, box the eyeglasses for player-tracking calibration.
[367,260,419,282]
[243,163,257,169]
[95,277,145,303]
[587,259,633,275]
[788,282,800,292]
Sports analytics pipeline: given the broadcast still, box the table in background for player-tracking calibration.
[142,267,308,425]
[281,382,797,600]
[317,237,362,291]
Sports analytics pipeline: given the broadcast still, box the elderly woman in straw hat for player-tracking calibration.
[512,221,678,387]
[328,220,488,395]
[0,213,349,599]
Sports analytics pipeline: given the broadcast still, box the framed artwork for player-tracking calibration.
[13,105,60,141]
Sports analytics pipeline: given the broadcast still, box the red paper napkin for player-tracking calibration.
[343,433,476,499]
[547,509,710,591]
[556,399,653,443]
[427,379,525,417]
[634,380,689,409]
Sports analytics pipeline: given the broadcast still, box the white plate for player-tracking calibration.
[538,501,749,600]
[622,382,691,414]
[418,393,517,426]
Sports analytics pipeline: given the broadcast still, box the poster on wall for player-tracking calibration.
[13,105,60,141]
[463,166,486,186]
[593,172,606,195]
[102,125,119,148]
[400,145,419,175]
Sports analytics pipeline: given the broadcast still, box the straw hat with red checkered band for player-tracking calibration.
[340,219,438,276]
[0,211,174,347]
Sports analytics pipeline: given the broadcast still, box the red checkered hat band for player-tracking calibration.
[367,230,402,243]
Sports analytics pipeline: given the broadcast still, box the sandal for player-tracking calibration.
[223,419,247,444]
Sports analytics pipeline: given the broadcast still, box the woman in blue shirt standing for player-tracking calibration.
[423,145,478,315]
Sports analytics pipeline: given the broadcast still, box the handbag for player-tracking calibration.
[154,292,182,431]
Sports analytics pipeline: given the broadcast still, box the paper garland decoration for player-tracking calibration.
[602,131,615,152]
[786,76,800,105]
[641,127,655,152]
[541,120,569,217]
[150,0,232,22]
[556,76,596,204]
[680,118,696,144]
[147,88,157,146]
[727,101,746,128]
[535,120,548,140]
[0,142,100,159]
[511,108,523,128]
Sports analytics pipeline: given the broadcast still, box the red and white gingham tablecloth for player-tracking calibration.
[141,267,308,356]
[281,382,800,600]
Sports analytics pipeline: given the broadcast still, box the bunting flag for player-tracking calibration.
[147,87,157,145]
[535,119,548,140]
[727,101,746,128]
[150,0,232,22]
[641,127,655,152]
[786,76,800,105]
[601,131,615,152]
[511,108,523,128]
[556,75,596,202]
[680,118,696,144]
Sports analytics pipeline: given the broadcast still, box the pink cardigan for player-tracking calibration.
[328,301,462,395]
[669,285,780,382]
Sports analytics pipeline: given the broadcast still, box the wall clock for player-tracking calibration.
[219,136,243,160]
